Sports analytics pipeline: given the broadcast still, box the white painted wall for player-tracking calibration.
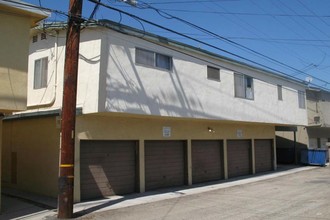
[27,28,101,113]
[99,29,307,125]
[27,26,307,126]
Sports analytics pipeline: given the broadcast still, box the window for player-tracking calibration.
[41,32,47,40]
[32,35,38,43]
[234,73,254,100]
[277,85,283,100]
[298,90,306,109]
[207,66,220,81]
[135,48,172,70]
[136,48,154,66]
[34,57,48,89]
[156,53,171,70]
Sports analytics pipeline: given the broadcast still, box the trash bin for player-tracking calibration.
[301,149,328,166]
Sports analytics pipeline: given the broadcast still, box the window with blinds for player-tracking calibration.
[298,90,306,109]
[135,48,172,71]
[33,57,48,89]
[234,73,254,100]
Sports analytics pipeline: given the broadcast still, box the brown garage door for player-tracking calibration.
[255,139,273,173]
[145,141,186,191]
[80,140,137,201]
[227,140,252,178]
[192,140,224,184]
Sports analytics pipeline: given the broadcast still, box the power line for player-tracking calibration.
[249,0,330,79]
[88,0,330,91]
[279,0,330,39]
[134,0,330,87]
[148,31,330,42]
[144,8,330,18]
[241,1,330,75]
[2,0,68,18]
[145,0,240,4]
[89,0,101,20]
[5,0,330,90]
[297,0,330,28]
[206,1,320,71]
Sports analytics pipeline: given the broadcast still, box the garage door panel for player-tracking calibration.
[192,140,224,184]
[81,162,136,170]
[80,141,137,201]
[145,141,185,191]
[255,139,273,173]
[227,140,251,178]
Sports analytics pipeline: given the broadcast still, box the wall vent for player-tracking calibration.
[314,116,320,123]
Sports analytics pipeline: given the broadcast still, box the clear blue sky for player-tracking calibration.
[23,0,330,90]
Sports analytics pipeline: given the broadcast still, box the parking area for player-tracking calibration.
[1,165,329,219]
[77,165,330,220]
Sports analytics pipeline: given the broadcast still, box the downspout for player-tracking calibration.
[27,30,58,109]
[294,131,297,164]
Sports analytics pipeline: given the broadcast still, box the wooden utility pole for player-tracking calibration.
[58,0,83,218]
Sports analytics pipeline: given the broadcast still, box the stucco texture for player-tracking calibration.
[2,117,60,198]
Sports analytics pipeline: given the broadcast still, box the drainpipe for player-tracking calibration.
[27,30,59,109]
[294,131,297,164]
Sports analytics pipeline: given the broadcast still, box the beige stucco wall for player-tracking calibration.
[0,12,31,112]
[306,90,330,126]
[276,127,308,163]
[2,117,60,198]
[2,113,275,202]
[74,113,275,202]
[276,127,308,148]
[0,2,48,212]
[0,118,2,211]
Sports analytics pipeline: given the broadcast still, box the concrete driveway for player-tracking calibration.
[77,165,330,220]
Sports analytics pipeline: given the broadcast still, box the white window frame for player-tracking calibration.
[298,90,306,109]
[33,57,48,89]
[234,73,254,100]
[135,48,172,71]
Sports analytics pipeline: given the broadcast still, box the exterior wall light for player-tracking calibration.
[208,127,215,133]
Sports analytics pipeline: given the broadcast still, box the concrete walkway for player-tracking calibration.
[0,165,321,219]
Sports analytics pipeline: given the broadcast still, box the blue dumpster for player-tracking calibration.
[301,149,328,166]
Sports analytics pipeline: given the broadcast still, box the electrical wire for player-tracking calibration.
[2,0,68,19]
[298,0,330,27]
[145,0,247,5]
[202,1,324,76]
[268,0,330,77]
[141,8,330,18]
[88,0,330,91]
[134,0,330,87]
[278,0,330,39]
[4,0,330,90]
[89,0,101,20]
